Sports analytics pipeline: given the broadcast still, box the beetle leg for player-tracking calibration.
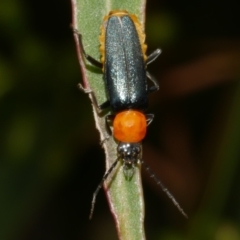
[146,49,161,65]
[146,71,160,93]
[78,83,110,113]
[73,28,103,69]
[145,114,154,126]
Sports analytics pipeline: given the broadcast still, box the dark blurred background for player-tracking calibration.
[0,0,240,239]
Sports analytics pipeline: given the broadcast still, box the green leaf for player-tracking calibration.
[71,1,146,239]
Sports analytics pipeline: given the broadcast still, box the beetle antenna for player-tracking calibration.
[89,158,119,219]
[141,160,188,218]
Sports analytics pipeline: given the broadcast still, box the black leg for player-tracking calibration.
[105,114,115,135]
[145,114,154,126]
[146,48,162,65]
[73,28,103,69]
[146,48,161,93]
[146,71,160,93]
[99,114,115,145]
[78,83,110,113]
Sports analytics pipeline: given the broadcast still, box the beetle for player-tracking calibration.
[75,10,187,219]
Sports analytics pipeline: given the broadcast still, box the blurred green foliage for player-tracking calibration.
[0,0,240,239]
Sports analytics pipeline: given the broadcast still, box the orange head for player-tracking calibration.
[113,110,147,143]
